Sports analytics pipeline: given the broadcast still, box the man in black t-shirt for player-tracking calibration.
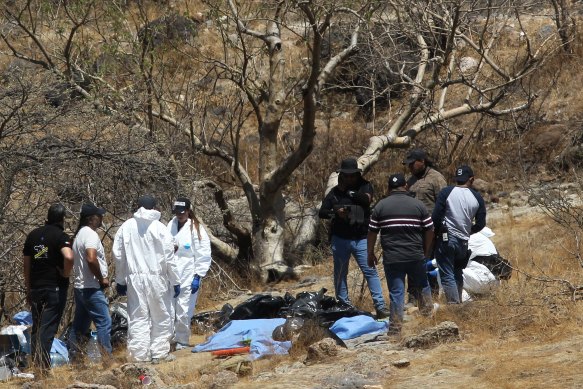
[319,158,389,319]
[23,204,73,372]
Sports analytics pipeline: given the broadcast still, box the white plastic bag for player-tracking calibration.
[463,261,499,295]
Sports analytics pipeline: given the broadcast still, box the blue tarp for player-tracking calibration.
[12,311,32,326]
[192,318,292,360]
[329,315,389,340]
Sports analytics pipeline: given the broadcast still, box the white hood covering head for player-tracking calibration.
[112,206,180,362]
[133,207,161,222]
[479,226,495,238]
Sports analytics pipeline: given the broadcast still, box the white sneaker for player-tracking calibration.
[151,353,176,364]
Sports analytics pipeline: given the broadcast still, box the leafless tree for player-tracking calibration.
[0,60,178,323]
[0,0,568,285]
[323,0,566,193]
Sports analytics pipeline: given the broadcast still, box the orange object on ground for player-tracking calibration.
[211,346,251,356]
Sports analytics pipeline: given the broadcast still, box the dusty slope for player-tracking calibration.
[5,199,582,389]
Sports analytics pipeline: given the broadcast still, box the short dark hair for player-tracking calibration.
[47,203,66,225]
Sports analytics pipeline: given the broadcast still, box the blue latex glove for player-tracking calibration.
[116,283,127,296]
[191,275,201,294]
[173,284,181,298]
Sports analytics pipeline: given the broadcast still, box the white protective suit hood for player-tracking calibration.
[469,226,497,259]
[133,207,161,223]
[479,226,495,238]
[112,206,180,362]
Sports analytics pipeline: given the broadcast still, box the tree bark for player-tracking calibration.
[253,191,288,281]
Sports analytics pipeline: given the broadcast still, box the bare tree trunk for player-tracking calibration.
[253,191,288,280]
[253,7,288,280]
[550,0,575,53]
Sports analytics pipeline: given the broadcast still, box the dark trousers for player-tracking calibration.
[30,288,64,370]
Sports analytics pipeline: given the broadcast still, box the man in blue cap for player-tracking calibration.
[432,165,487,304]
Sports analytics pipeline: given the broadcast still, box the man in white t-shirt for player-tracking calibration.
[68,203,112,359]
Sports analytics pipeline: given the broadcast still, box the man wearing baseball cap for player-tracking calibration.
[368,173,435,334]
[402,149,447,213]
[69,203,112,360]
[432,165,487,304]
[402,148,447,305]
[23,203,73,373]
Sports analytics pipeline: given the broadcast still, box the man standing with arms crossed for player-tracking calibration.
[368,174,435,334]
[403,148,447,303]
[403,149,447,212]
[432,165,487,304]
[23,204,73,374]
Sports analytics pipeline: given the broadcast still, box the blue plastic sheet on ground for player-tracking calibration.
[12,311,32,326]
[192,318,291,360]
[329,315,389,340]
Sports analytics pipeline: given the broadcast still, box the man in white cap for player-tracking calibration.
[113,195,180,363]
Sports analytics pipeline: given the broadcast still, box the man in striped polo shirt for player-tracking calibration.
[368,173,435,333]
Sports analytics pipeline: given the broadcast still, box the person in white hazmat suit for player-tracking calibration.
[427,227,510,300]
[167,197,212,349]
[112,195,181,363]
[463,226,512,294]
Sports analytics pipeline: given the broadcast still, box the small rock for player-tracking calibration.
[305,337,339,365]
[402,321,460,349]
[537,25,555,39]
[253,372,276,381]
[459,56,478,73]
[325,374,377,388]
[211,370,239,388]
[472,178,491,194]
[392,359,410,368]
[431,368,454,377]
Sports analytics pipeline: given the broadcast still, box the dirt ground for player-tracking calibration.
[3,201,583,388]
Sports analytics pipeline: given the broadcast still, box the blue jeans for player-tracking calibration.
[69,288,112,354]
[384,261,432,331]
[435,235,469,303]
[331,235,386,310]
